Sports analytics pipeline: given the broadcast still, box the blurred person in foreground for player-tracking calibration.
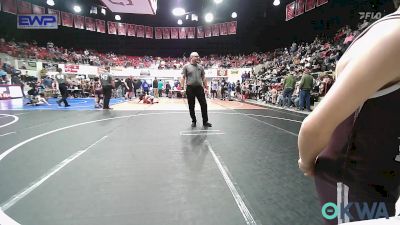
[298,2,400,224]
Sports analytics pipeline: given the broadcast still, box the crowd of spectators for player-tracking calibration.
[0,38,265,69]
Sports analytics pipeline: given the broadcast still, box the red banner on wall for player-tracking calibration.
[48,8,61,25]
[145,26,153,39]
[317,0,328,6]
[136,25,145,37]
[162,27,170,39]
[204,26,212,37]
[286,2,296,21]
[170,27,179,39]
[219,23,228,36]
[32,4,44,14]
[187,27,195,39]
[155,27,162,39]
[212,24,219,36]
[197,26,204,39]
[295,0,305,16]
[17,0,31,14]
[108,21,117,35]
[118,23,126,35]
[74,15,85,29]
[65,65,79,73]
[127,24,136,36]
[227,21,237,35]
[305,0,316,12]
[95,19,105,33]
[179,27,187,39]
[3,0,17,14]
[61,11,73,27]
[85,17,95,31]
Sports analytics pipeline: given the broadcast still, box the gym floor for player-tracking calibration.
[0,98,324,225]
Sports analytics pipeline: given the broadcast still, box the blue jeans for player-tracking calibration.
[299,89,311,111]
[283,88,293,107]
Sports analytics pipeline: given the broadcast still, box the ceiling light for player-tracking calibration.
[46,0,55,6]
[101,8,106,15]
[73,5,81,13]
[115,15,121,21]
[90,6,98,15]
[178,19,183,25]
[191,14,198,21]
[214,0,223,4]
[231,12,237,18]
[273,0,280,6]
[172,8,186,16]
[205,13,214,23]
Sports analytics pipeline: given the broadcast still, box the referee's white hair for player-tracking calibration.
[190,52,200,58]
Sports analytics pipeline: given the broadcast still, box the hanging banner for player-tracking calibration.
[99,0,157,15]
[17,0,31,14]
[127,24,136,36]
[286,2,296,21]
[3,0,17,14]
[187,27,195,39]
[85,17,95,31]
[95,19,106,33]
[136,25,145,37]
[145,26,153,38]
[170,27,179,39]
[204,25,212,37]
[61,11,73,27]
[197,26,204,38]
[74,15,85,29]
[212,24,219,36]
[108,21,117,35]
[179,27,187,39]
[47,8,61,25]
[32,4,44,14]
[295,0,305,16]
[219,23,228,35]
[317,0,328,6]
[227,21,237,35]
[118,23,127,35]
[305,0,316,12]
[162,27,170,39]
[155,27,162,39]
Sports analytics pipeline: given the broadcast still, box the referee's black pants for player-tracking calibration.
[58,83,69,106]
[102,85,112,109]
[186,85,208,124]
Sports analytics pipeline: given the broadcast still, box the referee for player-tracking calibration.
[181,52,212,128]
[55,68,70,107]
[100,66,114,110]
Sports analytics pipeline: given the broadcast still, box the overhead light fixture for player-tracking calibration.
[172,8,186,16]
[273,0,280,6]
[101,8,106,15]
[186,14,190,20]
[73,5,81,13]
[115,15,121,21]
[191,14,198,21]
[177,19,183,25]
[205,13,214,23]
[231,12,237,18]
[214,0,223,4]
[46,0,55,6]
[90,6,98,14]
